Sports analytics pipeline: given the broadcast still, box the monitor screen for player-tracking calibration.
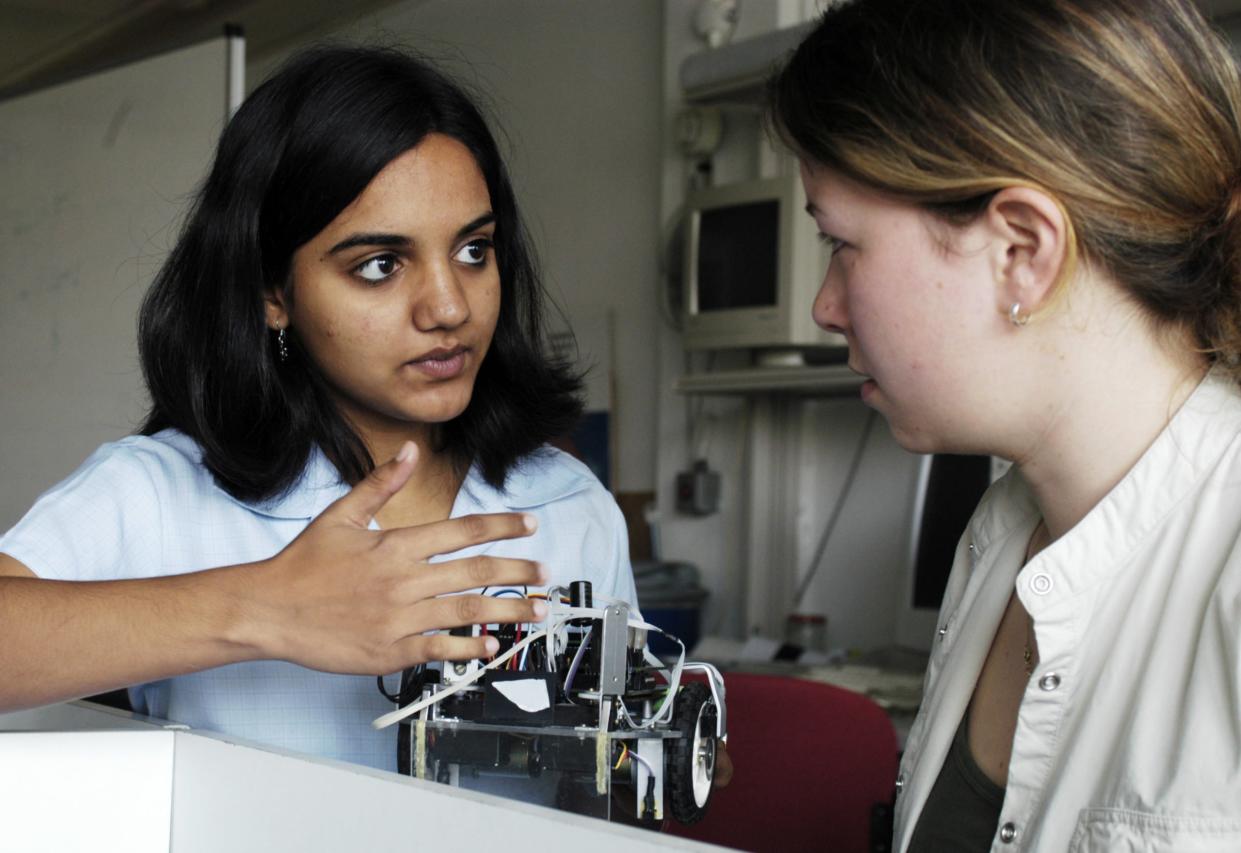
[696,200,779,312]
[911,454,994,609]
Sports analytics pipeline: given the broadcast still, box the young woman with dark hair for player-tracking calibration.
[0,46,637,773]
[141,45,583,501]
[770,0,1241,849]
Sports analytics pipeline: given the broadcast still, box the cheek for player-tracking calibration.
[337,307,391,345]
[475,281,501,332]
[848,274,934,365]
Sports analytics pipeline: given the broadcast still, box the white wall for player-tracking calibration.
[253,0,666,493]
[0,38,231,531]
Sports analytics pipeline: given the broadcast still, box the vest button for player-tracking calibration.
[1039,673,1061,691]
[999,822,1017,843]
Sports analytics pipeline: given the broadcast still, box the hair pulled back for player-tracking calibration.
[139,46,581,502]
[770,0,1241,373]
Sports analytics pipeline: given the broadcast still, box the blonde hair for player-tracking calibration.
[770,0,1241,373]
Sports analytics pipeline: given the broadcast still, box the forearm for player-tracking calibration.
[0,565,265,712]
[0,450,551,713]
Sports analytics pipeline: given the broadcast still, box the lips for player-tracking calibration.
[412,345,465,363]
[405,345,469,380]
[847,360,878,400]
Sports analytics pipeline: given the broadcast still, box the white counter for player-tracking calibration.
[0,701,721,853]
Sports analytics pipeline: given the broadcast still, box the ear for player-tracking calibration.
[263,286,289,331]
[983,186,1069,323]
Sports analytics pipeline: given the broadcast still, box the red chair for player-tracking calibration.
[665,672,898,853]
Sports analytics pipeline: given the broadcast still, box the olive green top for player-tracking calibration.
[907,710,1005,852]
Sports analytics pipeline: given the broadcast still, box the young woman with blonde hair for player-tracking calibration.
[771,0,1241,849]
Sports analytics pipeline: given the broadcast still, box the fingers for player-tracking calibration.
[397,632,500,665]
[311,442,537,558]
[388,512,538,560]
[323,441,419,529]
[421,592,549,632]
[412,555,545,599]
[385,596,548,666]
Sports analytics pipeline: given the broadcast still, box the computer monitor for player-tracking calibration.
[682,173,845,352]
[894,454,996,651]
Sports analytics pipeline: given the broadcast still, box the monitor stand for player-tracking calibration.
[755,348,806,368]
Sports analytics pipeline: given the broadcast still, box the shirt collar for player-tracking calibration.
[236,446,347,521]
[234,445,595,521]
[452,448,596,515]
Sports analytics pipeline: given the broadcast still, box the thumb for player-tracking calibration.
[323,441,418,529]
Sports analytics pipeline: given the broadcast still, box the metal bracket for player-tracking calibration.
[598,602,630,697]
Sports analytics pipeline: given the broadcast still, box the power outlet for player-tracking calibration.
[675,460,720,516]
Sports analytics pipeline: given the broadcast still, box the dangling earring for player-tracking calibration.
[1009,302,1030,327]
[275,321,289,362]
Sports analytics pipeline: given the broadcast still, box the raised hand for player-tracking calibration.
[246,441,548,675]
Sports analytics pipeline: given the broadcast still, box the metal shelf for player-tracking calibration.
[673,364,863,396]
[679,23,814,104]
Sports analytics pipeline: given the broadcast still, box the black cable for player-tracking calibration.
[376,674,401,703]
[377,664,426,705]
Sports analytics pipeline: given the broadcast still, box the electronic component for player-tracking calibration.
[373,581,727,825]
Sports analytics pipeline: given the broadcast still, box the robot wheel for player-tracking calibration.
[666,681,717,824]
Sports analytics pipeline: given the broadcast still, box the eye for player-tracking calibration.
[817,232,846,255]
[454,238,493,267]
[354,253,401,283]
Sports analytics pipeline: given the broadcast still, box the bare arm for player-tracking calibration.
[0,554,267,709]
[0,443,545,713]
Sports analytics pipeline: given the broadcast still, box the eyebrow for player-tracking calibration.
[327,212,497,255]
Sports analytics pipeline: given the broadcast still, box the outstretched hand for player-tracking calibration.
[246,441,546,675]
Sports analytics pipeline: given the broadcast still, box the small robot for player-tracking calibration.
[373,581,727,825]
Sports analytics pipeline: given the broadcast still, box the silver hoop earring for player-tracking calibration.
[276,323,289,362]
[1009,302,1030,327]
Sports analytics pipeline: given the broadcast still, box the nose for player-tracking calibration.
[811,265,847,334]
[412,260,470,330]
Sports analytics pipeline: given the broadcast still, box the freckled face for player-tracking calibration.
[278,134,501,437]
[800,161,999,453]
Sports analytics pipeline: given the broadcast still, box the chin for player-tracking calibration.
[891,423,993,458]
[885,420,945,456]
[891,434,934,455]
[407,395,475,426]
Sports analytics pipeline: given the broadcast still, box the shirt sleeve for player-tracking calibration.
[597,492,640,616]
[0,440,163,581]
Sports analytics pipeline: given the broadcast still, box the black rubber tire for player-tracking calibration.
[666,681,717,824]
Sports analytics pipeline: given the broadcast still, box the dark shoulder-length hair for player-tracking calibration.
[139,45,582,501]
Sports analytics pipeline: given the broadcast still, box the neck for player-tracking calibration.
[1007,286,1205,539]
[349,414,464,528]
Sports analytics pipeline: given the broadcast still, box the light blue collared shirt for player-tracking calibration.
[1,429,637,771]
